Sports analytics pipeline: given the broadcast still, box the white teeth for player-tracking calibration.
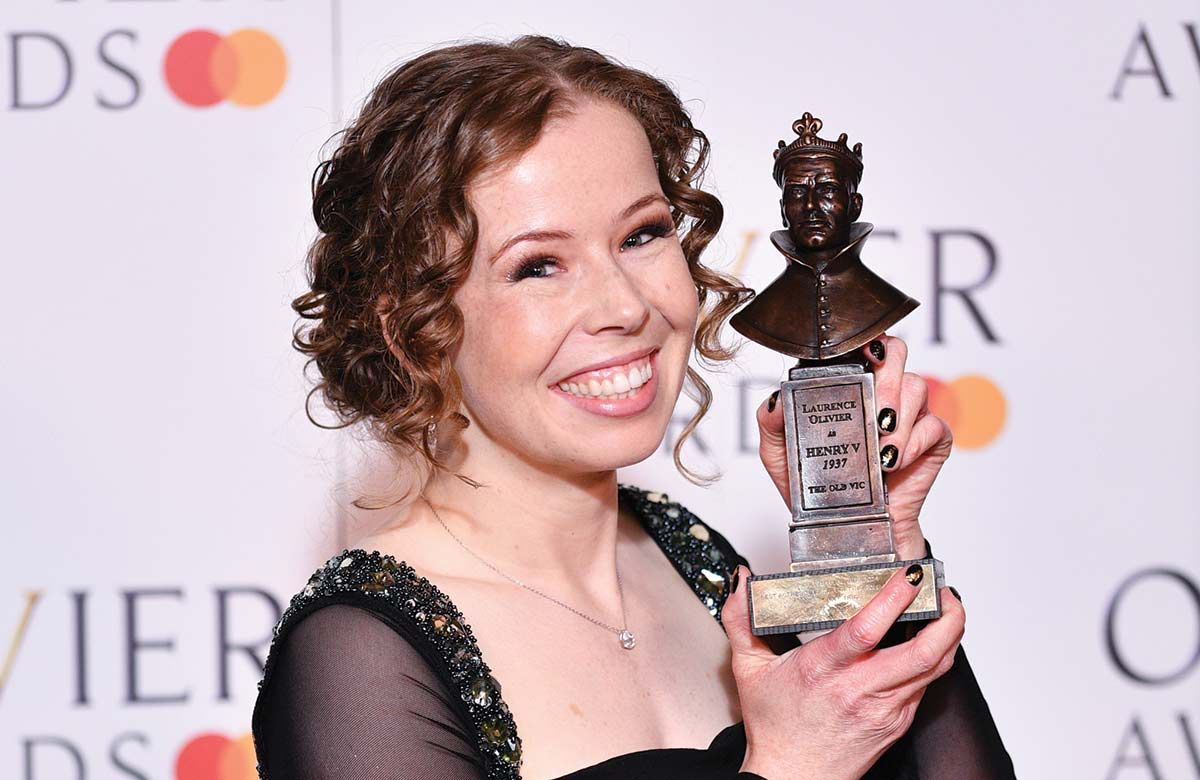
[557,355,655,399]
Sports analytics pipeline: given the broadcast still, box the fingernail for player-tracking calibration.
[905,564,924,587]
[880,444,899,469]
[730,567,742,594]
[767,390,779,413]
[878,407,897,433]
[869,339,886,362]
[949,585,962,603]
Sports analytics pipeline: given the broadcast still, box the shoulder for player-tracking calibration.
[618,483,749,621]
[252,550,522,778]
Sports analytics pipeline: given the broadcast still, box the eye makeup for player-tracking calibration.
[505,217,676,282]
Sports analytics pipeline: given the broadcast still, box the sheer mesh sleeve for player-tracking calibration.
[252,602,485,780]
[903,641,1017,778]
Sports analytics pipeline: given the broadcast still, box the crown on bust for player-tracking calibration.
[772,112,864,186]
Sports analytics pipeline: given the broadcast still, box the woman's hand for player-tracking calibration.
[756,334,953,560]
[723,564,966,780]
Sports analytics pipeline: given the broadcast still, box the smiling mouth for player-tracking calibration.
[555,353,654,400]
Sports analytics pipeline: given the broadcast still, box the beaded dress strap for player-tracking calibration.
[256,483,738,780]
[616,483,738,623]
[255,550,522,779]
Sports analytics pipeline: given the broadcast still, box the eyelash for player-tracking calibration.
[507,218,675,282]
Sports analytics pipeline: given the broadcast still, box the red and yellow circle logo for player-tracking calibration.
[163,29,287,107]
[176,732,257,780]
[925,374,1006,450]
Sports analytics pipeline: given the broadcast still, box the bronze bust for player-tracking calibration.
[731,113,918,360]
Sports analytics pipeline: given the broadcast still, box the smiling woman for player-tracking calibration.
[289,38,749,498]
[252,34,1015,780]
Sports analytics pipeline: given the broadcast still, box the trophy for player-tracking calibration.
[732,113,945,635]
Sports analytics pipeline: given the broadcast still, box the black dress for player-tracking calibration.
[252,484,1017,779]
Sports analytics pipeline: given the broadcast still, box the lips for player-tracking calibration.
[559,345,657,379]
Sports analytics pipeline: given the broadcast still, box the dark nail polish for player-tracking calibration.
[880,444,899,469]
[878,407,897,433]
[949,585,962,603]
[905,564,924,586]
[730,567,742,594]
[869,339,886,362]
[767,390,779,413]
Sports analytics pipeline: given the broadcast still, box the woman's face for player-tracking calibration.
[450,98,699,475]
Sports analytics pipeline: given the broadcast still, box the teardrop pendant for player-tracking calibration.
[619,629,636,650]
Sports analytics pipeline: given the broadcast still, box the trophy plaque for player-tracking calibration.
[732,113,945,635]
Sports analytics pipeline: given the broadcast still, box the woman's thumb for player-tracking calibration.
[722,565,775,661]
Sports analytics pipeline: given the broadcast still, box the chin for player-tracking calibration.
[546,405,673,474]
[797,231,832,249]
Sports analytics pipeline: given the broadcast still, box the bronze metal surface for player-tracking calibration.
[730,113,920,361]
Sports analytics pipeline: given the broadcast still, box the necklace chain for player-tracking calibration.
[422,495,636,648]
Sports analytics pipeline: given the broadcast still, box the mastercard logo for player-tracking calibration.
[164,29,287,107]
[925,374,1006,450]
[176,732,257,780]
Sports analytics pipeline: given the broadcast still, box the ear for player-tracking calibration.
[779,197,789,228]
[849,192,863,222]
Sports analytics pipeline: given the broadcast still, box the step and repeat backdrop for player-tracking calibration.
[2,2,1197,778]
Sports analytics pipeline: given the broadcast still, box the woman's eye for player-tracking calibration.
[511,257,560,281]
[620,220,673,251]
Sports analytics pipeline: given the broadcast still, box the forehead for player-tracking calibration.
[466,99,661,237]
[782,155,847,181]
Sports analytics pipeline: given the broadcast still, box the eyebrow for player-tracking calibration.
[487,192,670,266]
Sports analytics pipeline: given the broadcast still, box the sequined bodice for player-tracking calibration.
[254,484,741,780]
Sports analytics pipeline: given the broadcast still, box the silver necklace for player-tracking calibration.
[422,495,637,650]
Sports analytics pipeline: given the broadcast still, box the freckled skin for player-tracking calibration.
[450,99,699,475]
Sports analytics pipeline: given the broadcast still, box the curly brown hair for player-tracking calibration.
[292,35,752,500]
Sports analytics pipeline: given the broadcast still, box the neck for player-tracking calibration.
[420,425,625,593]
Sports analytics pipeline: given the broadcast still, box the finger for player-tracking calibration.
[867,336,907,469]
[756,390,790,507]
[722,565,776,662]
[880,372,930,472]
[811,563,926,672]
[897,413,951,471]
[863,337,887,367]
[871,587,965,692]
[889,624,963,704]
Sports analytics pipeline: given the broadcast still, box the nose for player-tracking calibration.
[802,186,820,212]
[579,251,651,335]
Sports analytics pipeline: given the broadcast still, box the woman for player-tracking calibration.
[252,35,1015,780]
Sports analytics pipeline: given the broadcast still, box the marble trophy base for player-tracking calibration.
[747,557,945,635]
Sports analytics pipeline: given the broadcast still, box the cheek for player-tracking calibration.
[652,258,700,333]
[456,291,563,388]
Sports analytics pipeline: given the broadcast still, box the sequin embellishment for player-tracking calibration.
[256,551,524,778]
[255,483,738,780]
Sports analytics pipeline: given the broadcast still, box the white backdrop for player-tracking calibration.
[2,2,1198,778]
